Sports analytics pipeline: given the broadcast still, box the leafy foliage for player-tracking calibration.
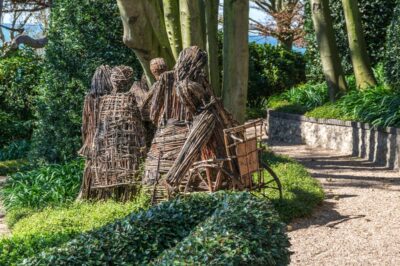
[24,193,290,266]
[268,70,400,128]
[154,193,291,265]
[384,1,400,90]
[248,43,306,108]
[31,0,141,162]
[0,199,149,266]
[304,0,396,81]
[1,160,83,211]
[0,159,30,176]
[0,49,41,149]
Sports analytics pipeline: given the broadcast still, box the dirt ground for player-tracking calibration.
[271,144,400,266]
[0,176,10,236]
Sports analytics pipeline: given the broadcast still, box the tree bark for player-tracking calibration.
[163,0,182,60]
[342,0,376,89]
[117,0,175,85]
[179,0,205,49]
[310,0,347,101]
[223,0,249,124]
[204,0,221,96]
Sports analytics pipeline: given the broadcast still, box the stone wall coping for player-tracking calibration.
[267,109,400,135]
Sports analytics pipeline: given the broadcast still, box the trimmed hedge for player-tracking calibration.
[24,193,290,265]
[154,193,290,265]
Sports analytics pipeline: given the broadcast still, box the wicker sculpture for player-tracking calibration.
[143,47,240,202]
[78,65,146,200]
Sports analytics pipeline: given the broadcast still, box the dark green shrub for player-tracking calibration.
[248,43,306,108]
[25,193,291,266]
[304,0,396,81]
[25,193,223,265]
[0,160,83,210]
[0,49,41,149]
[0,199,149,266]
[0,159,30,176]
[154,193,291,265]
[384,1,400,90]
[31,0,141,162]
[0,140,31,161]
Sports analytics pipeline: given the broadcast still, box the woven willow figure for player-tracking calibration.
[78,65,146,200]
[143,47,238,201]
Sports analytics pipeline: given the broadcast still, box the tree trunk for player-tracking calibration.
[117,0,175,85]
[342,0,377,89]
[223,0,249,124]
[179,0,205,49]
[204,0,221,96]
[310,0,347,101]
[163,0,182,60]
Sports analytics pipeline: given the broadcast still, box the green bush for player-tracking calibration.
[0,49,41,149]
[0,199,149,266]
[154,193,291,265]
[384,1,400,90]
[31,0,141,163]
[248,43,305,109]
[0,159,30,176]
[0,140,31,161]
[24,193,290,266]
[1,160,83,211]
[304,0,396,81]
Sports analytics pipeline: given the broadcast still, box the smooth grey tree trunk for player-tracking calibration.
[342,0,377,89]
[223,0,249,124]
[311,0,347,101]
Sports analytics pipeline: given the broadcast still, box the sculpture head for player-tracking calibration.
[111,65,134,93]
[150,58,168,81]
[174,46,207,82]
[90,65,113,96]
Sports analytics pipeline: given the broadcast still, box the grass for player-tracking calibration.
[0,196,150,265]
[263,150,324,223]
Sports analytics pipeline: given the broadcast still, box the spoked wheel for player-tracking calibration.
[259,160,283,200]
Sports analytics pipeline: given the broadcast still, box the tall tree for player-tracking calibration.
[250,0,305,50]
[223,0,249,123]
[163,0,182,60]
[310,0,347,101]
[204,0,220,96]
[179,0,205,49]
[342,0,376,89]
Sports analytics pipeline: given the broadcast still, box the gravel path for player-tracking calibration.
[271,144,400,266]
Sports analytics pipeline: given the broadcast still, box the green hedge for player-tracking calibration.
[24,193,290,265]
[0,199,149,266]
[154,193,290,265]
[248,43,305,109]
[31,0,141,163]
[0,49,41,149]
[384,1,400,90]
[304,0,396,82]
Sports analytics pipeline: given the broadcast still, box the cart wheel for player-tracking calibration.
[260,161,283,200]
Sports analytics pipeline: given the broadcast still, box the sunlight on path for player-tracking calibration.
[271,145,400,266]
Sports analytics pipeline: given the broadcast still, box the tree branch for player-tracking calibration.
[10,34,48,49]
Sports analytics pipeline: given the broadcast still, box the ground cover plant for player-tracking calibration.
[0,160,83,211]
[23,192,291,266]
[267,66,400,128]
[0,147,321,265]
[0,198,150,266]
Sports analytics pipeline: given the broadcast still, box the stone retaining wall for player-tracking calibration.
[266,109,400,170]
